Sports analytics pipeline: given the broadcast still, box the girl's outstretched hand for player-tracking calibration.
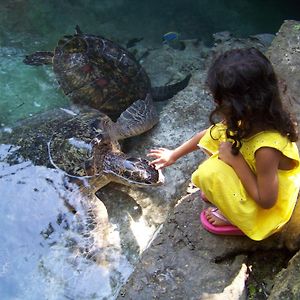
[147,148,176,169]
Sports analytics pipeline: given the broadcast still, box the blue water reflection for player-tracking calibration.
[0,146,134,299]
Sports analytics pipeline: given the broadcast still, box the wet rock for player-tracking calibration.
[116,192,289,299]
[117,193,250,299]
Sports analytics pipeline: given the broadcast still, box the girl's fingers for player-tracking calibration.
[148,148,165,154]
[153,162,166,170]
[147,153,160,158]
[147,148,171,169]
[149,158,163,165]
[147,148,167,158]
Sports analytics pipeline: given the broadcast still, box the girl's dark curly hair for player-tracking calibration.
[206,47,298,154]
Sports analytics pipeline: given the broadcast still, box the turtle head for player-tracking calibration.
[23,51,54,66]
[103,154,164,187]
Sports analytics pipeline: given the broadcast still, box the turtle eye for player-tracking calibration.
[91,137,102,145]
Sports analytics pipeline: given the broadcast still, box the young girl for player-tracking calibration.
[148,48,300,241]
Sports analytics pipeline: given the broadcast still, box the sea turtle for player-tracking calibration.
[0,94,165,271]
[0,94,163,192]
[23,25,191,121]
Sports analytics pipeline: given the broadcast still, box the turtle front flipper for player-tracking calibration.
[111,94,159,140]
[23,51,54,66]
[151,73,191,101]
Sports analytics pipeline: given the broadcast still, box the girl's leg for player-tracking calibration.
[192,156,252,231]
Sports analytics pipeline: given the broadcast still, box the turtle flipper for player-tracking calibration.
[151,73,191,101]
[23,51,54,66]
[112,94,159,140]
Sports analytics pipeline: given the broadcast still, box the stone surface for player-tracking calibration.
[266,19,300,299]
[117,193,250,299]
[116,192,292,299]
[267,20,300,127]
[266,20,300,252]
[269,250,300,299]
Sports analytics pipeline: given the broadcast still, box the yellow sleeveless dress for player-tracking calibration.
[191,123,300,240]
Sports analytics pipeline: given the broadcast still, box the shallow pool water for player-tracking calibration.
[0,1,300,299]
[1,0,300,127]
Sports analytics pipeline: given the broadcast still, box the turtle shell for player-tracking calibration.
[52,33,151,120]
[48,110,119,178]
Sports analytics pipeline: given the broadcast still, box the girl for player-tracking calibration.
[148,48,300,240]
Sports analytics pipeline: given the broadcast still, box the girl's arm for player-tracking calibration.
[148,129,207,169]
[219,142,280,209]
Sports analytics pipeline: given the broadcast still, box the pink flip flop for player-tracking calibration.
[200,208,245,236]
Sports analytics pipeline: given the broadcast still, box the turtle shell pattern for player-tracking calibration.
[53,33,151,120]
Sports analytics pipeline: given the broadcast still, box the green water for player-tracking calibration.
[1,0,300,127]
[0,0,299,299]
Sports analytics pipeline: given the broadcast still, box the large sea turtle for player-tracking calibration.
[1,94,163,192]
[0,94,166,272]
[23,25,191,120]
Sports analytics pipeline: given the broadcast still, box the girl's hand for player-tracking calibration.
[147,148,176,169]
[218,142,239,166]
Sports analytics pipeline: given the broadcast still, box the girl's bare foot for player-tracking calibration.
[204,207,231,226]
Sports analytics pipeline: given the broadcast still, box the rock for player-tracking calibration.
[268,250,300,299]
[212,31,233,43]
[116,193,289,299]
[267,20,300,127]
[262,19,300,299]
[117,193,250,300]
[249,33,275,47]
[280,200,300,252]
[266,20,300,252]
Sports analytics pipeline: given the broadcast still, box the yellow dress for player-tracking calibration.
[191,123,300,240]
